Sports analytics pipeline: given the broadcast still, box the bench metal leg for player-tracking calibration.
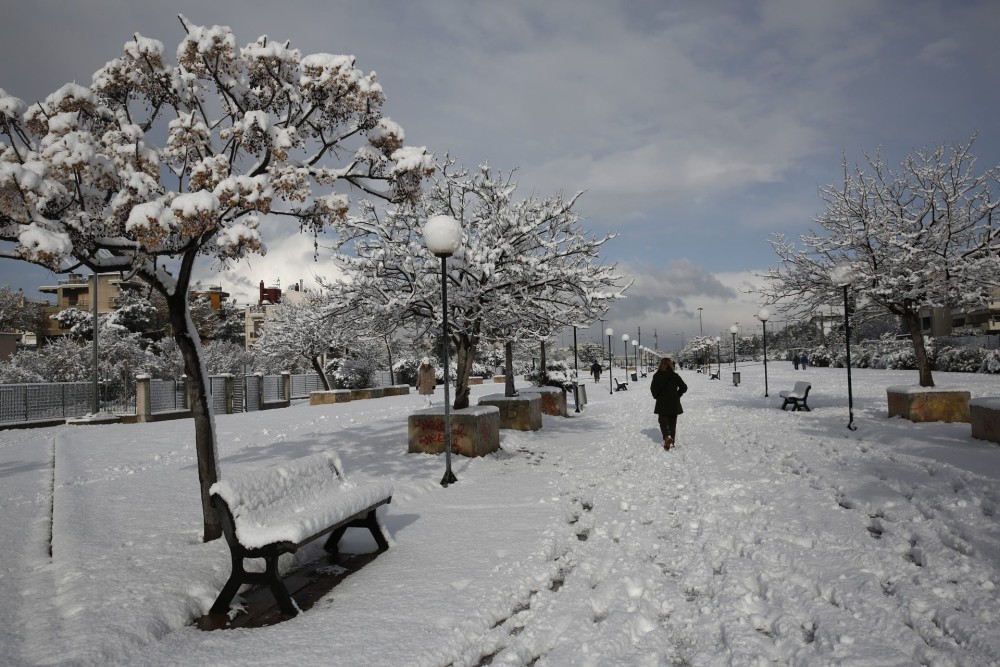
[363,510,390,551]
[264,554,298,616]
[209,562,246,615]
[323,526,350,554]
[323,510,390,554]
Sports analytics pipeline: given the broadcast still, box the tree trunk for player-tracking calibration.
[311,355,331,390]
[385,335,395,386]
[165,289,222,542]
[902,310,935,387]
[539,339,547,385]
[453,333,475,409]
[505,341,516,397]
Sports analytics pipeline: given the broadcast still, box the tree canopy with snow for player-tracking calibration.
[0,284,41,335]
[331,161,628,408]
[760,138,1000,387]
[0,17,431,540]
[252,290,372,388]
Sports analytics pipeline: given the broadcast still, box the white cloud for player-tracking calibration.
[193,233,344,306]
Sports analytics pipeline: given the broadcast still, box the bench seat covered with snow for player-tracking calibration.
[208,449,392,617]
[779,381,812,412]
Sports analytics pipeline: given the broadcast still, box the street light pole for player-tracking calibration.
[729,324,739,385]
[632,339,638,380]
[424,215,462,487]
[715,336,721,379]
[758,308,770,397]
[697,307,703,336]
[573,325,581,413]
[91,272,99,415]
[832,264,859,431]
[621,333,630,378]
[605,327,614,394]
[844,284,856,430]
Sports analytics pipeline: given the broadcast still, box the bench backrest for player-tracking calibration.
[210,449,345,520]
[792,381,811,397]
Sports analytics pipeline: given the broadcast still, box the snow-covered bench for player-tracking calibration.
[613,377,629,391]
[208,450,393,617]
[779,381,812,412]
[709,367,721,380]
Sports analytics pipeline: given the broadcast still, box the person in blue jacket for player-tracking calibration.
[650,357,688,451]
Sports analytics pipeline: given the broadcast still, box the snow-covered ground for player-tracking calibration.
[1,364,998,666]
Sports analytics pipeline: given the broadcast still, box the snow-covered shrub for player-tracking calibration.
[434,363,458,383]
[935,346,988,373]
[327,357,378,390]
[978,350,1000,374]
[524,360,577,390]
[393,357,421,386]
[0,364,45,384]
[200,341,255,376]
[806,347,833,367]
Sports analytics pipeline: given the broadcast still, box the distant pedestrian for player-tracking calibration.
[650,357,687,451]
[417,358,437,407]
[793,355,799,370]
[591,360,602,383]
[800,353,809,370]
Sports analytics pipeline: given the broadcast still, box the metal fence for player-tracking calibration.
[0,372,381,427]
[938,334,1000,350]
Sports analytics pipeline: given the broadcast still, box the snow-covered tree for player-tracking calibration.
[199,340,253,376]
[332,162,627,408]
[49,307,94,338]
[253,290,374,388]
[107,282,169,340]
[0,19,431,540]
[0,284,41,335]
[760,138,1000,387]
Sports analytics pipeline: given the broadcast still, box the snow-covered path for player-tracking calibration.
[432,368,1000,666]
[1,365,998,665]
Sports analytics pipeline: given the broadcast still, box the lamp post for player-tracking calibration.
[632,339,638,379]
[423,214,462,487]
[758,308,770,397]
[91,272,99,414]
[729,324,739,386]
[637,327,642,375]
[621,333,630,377]
[573,325,581,413]
[832,264,859,431]
[605,327,614,394]
[697,307,703,336]
[715,336,721,379]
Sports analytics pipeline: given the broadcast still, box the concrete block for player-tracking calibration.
[407,406,500,457]
[309,390,353,405]
[970,397,1000,444]
[477,393,542,431]
[519,386,568,417]
[887,386,971,423]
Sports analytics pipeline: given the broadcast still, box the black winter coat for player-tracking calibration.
[650,369,687,415]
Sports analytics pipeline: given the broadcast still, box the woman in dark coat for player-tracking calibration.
[650,357,687,450]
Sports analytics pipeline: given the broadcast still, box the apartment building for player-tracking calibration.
[37,273,146,340]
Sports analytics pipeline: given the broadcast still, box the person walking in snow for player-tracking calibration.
[800,353,809,370]
[650,357,687,451]
[591,360,602,383]
[417,358,437,407]
[793,355,799,370]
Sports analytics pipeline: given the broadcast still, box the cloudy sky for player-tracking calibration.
[2,1,999,351]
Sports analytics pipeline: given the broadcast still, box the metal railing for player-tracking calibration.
[0,372,393,427]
